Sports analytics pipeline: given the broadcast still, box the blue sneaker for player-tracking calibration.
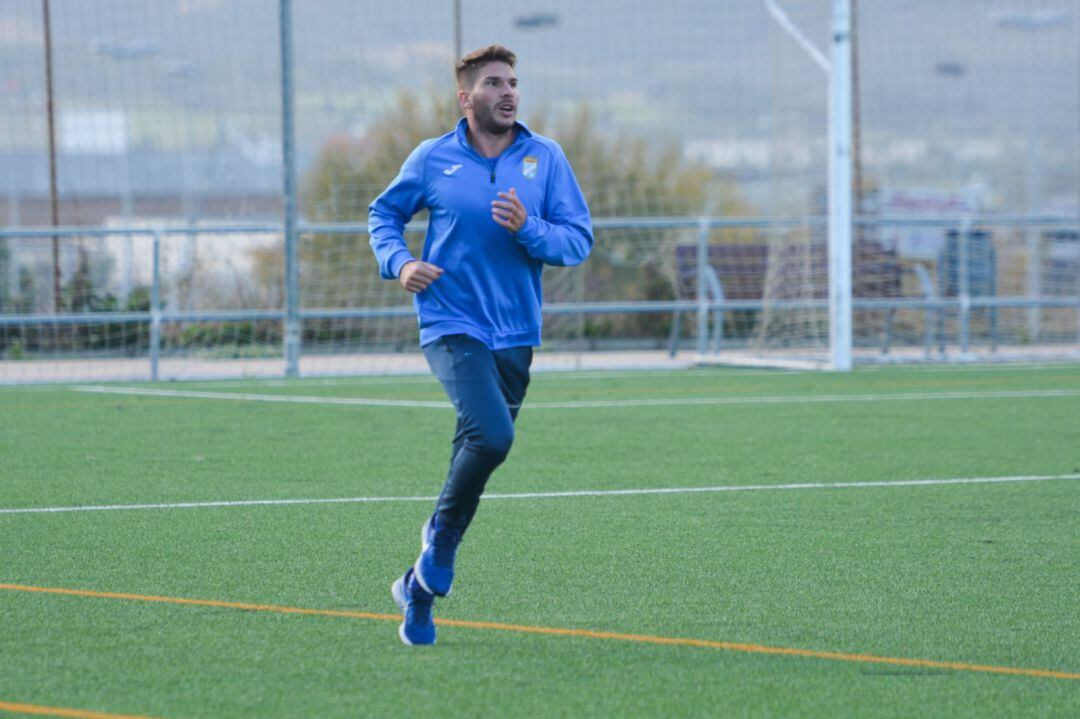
[391,567,435,646]
[413,514,463,598]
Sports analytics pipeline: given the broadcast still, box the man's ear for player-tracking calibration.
[458,89,471,110]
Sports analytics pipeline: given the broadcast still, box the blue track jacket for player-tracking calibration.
[369,119,593,349]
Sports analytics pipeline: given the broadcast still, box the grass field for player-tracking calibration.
[1,363,1078,718]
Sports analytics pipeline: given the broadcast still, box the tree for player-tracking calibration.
[259,91,755,348]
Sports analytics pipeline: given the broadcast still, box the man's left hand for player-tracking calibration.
[492,188,527,234]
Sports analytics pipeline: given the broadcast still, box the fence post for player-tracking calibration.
[280,0,300,378]
[150,229,162,382]
[696,217,709,356]
[958,217,971,354]
[913,263,935,360]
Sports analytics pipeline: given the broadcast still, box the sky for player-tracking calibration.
[0,0,1077,210]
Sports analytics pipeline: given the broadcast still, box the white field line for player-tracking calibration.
[2,474,1077,516]
[856,362,1080,374]
[151,363,1079,390]
[181,376,441,389]
[503,388,1080,408]
[180,368,807,389]
[105,358,1080,386]
[73,384,1080,409]
[74,385,451,408]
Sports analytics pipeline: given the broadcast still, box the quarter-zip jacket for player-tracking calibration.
[369,119,593,349]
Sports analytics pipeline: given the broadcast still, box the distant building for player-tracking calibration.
[2,147,285,227]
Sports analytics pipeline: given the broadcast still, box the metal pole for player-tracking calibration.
[43,0,61,312]
[696,218,709,356]
[828,0,853,371]
[150,230,162,381]
[850,0,862,216]
[280,0,300,377]
[958,218,971,353]
[574,264,585,370]
[454,0,463,60]
[1024,123,1041,341]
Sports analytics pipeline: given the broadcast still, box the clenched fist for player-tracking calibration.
[399,260,444,293]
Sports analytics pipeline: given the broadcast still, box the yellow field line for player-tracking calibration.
[2,582,1078,681]
[0,583,400,623]
[0,701,158,719]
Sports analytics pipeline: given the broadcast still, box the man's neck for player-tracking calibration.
[466,121,517,159]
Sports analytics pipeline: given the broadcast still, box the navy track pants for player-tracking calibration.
[422,334,533,532]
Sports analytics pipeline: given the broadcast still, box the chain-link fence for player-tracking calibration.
[1,1,1077,381]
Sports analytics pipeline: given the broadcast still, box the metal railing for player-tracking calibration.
[1,214,1078,378]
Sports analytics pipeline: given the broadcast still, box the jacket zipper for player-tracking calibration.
[460,126,523,184]
[462,136,516,183]
[460,143,498,184]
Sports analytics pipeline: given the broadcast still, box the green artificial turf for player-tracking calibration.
[1,364,1078,717]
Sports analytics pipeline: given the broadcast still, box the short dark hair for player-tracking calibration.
[455,45,517,89]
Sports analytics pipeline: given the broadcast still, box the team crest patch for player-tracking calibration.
[522,156,538,179]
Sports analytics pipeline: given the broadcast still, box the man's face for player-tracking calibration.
[460,61,519,135]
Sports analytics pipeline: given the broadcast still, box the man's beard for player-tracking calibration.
[473,103,515,135]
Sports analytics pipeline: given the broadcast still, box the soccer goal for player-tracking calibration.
[695,0,1080,370]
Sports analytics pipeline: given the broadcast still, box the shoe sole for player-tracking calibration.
[391,576,407,612]
[397,622,435,646]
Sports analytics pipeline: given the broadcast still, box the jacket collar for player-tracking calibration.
[455,117,532,152]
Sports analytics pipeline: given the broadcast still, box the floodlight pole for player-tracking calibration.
[280,0,300,377]
[827,0,854,371]
[454,0,463,60]
[42,0,61,312]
